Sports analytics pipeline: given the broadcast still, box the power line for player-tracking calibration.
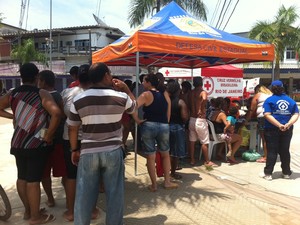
[222,0,240,30]
[96,0,102,18]
[217,0,232,29]
[215,0,227,29]
[24,0,30,30]
[210,0,221,26]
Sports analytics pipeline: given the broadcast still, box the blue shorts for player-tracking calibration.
[257,117,265,131]
[169,123,186,158]
[140,121,169,155]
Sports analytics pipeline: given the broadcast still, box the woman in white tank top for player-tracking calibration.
[248,85,272,163]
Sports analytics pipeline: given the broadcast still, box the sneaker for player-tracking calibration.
[282,171,292,179]
[259,172,272,181]
[282,174,290,179]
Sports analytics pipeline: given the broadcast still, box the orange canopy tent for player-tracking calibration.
[92,1,274,175]
[92,2,274,69]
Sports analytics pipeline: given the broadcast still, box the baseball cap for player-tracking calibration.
[271,80,283,87]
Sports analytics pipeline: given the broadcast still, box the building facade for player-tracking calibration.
[0,22,128,91]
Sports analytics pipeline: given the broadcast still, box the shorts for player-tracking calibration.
[63,140,80,179]
[217,133,232,142]
[189,117,209,144]
[43,143,67,178]
[15,147,50,182]
[257,117,266,131]
[169,123,186,158]
[140,121,169,155]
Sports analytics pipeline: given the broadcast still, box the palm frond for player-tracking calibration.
[177,0,207,21]
[128,0,156,28]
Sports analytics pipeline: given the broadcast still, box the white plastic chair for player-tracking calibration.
[204,120,228,160]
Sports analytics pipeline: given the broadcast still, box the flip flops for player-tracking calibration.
[227,158,239,164]
[170,173,182,180]
[23,208,47,220]
[29,214,56,225]
[204,161,218,167]
[256,157,266,163]
[164,183,178,190]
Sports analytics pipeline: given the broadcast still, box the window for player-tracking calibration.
[74,39,89,51]
[286,47,296,60]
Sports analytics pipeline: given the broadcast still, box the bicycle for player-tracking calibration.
[0,184,12,221]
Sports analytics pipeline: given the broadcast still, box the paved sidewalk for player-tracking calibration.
[1,116,300,225]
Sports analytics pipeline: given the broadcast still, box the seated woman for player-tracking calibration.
[208,97,242,164]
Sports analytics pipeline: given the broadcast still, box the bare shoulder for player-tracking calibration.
[39,89,54,102]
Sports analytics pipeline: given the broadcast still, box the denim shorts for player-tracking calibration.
[169,123,186,158]
[140,121,169,155]
[257,117,265,131]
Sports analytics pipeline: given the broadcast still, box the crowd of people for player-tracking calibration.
[0,62,298,225]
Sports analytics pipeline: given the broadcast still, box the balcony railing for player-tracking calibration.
[39,45,102,57]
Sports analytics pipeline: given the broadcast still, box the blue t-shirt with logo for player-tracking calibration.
[263,94,299,128]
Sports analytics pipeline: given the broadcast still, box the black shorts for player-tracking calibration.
[15,147,50,182]
[63,140,80,179]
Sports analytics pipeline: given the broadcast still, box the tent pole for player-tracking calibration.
[134,52,140,176]
[191,67,194,86]
[271,59,275,82]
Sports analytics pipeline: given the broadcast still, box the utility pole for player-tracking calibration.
[89,29,92,65]
[49,0,52,70]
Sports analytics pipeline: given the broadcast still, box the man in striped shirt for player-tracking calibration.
[67,62,136,225]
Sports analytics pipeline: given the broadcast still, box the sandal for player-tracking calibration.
[164,183,178,190]
[227,158,239,164]
[256,157,266,163]
[176,166,182,171]
[170,173,182,180]
[29,214,56,225]
[24,208,47,220]
[204,161,218,167]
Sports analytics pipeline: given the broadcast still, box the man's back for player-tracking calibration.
[190,87,207,118]
[68,88,136,154]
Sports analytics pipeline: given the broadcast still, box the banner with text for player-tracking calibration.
[202,76,243,98]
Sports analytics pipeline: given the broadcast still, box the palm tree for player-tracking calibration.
[11,38,47,66]
[249,5,300,80]
[128,0,207,28]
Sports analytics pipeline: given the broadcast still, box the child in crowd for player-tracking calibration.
[222,106,239,159]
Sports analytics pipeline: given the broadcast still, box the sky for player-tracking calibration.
[0,0,300,35]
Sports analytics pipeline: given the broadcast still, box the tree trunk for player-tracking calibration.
[274,60,280,80]
[156,0,161,13]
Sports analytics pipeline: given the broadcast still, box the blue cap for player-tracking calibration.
[271,80,283,87]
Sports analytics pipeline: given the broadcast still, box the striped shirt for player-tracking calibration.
[67,87,136,154]
[10,85,48,153]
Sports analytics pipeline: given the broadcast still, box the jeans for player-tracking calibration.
[74,147,124,225]
[169,123,186,158]
[264,127,293,175]
[141,121,170,154]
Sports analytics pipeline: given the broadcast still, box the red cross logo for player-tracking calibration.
[204,80,211,91]
[165,70,170,76]
[202,77,214,95]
